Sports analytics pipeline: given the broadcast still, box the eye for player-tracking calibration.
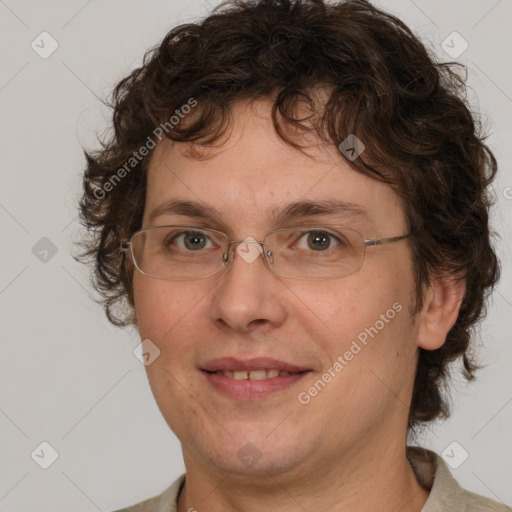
[167,230,214,251]
[296,230,341,251]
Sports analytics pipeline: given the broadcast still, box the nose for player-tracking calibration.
[209,239,287,333]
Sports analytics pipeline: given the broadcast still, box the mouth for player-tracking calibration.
[206,369,297,379]
[200,357,311,400]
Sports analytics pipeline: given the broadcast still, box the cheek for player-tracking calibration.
[133,276,169,339]
[291,274,404,345]
[292,249,416,372]
[133,275,208,350]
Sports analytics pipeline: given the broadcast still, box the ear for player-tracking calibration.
[416,276,466,351]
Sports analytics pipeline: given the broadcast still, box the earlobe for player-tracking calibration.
[416,276,466,351]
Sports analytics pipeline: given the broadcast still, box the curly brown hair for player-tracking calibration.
[76,0,499,428]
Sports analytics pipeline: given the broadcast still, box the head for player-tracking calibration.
[77,0,499,472]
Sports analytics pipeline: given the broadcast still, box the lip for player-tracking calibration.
[201,357,311,400]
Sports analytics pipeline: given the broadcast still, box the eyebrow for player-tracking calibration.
[148,199,368,225]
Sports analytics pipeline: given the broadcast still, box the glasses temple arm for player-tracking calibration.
[364,233,412,247]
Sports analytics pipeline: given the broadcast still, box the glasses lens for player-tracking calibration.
[265,227,365,279]
[131,226,228,280]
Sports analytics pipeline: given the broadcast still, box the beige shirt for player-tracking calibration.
[115,447,510,512]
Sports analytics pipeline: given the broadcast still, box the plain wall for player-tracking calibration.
[0,1,511,510]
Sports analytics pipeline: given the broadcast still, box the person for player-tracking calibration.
[77,0,509,510]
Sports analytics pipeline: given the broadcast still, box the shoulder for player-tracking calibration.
[407,447,510,512]
[461,489,512,512]
[113,474,185,512]
[114,495,160,512]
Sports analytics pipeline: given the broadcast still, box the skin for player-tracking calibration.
[132,99,465,512]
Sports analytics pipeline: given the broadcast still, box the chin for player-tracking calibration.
[194,427,312,478]
[207,448,306,478]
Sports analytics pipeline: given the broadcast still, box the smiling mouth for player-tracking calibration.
[202,368,310,400]
[200,357,312,399]
[205,369,299,379]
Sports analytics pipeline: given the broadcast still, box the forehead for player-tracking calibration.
[143,100,406,234]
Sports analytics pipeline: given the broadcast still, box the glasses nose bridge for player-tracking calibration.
[223,237,272,266]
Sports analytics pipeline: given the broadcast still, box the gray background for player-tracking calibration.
[0,0,511,510]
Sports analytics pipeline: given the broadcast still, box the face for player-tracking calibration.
[133,99,420,481]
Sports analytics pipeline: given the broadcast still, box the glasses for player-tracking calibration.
[120,225,411,281]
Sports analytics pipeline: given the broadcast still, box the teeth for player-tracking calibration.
[248,370,267,380]
[215,369,292,379]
